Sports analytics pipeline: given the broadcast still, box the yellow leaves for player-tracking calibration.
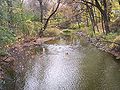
[24,20,42,36]
[25,20,42,30]
[13,8,23,14]
[26,20,34,30]
[5,44,9,48]
[113,35,120,43]
[26,20,32,23]
[112,1,120,10]
[34,22,42,29]
[45,28,61,36]
[109,35,120,49]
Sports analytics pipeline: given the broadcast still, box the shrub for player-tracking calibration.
[20,20,42,37]
[69,23,80,29]
[0,27,16,55]
[44,28,61,36]
[0,27,15,47]
[58,21,71,29]
[110,17,120,32]
[110,35,120,51]
[103,32,118,41]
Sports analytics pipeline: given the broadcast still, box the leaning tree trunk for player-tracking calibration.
[43,0,61,31]
[38,0,61,37]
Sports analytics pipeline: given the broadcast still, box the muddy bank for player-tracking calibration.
[77,32,120,60]
[0,37,55,83]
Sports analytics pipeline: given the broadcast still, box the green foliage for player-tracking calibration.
[84,26,94,37]
[0,27,15,47]
[110,17,120,32]
[62,29,71,33]
[0,50,8,56]
[79,23,85,28]
[103,32,118,41]
[23,20,42,36]
[0,27,15,55]
[12,6,42,37]
[69,23,79,29]
[0,0,44,56]
[61,29,76,36]
[44,28,61,36]
[31,15,40,22]
[0,0,120,55]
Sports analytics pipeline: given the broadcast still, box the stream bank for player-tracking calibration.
[77,31,120,60]
[1,34,120,90]
[0,37,55,84]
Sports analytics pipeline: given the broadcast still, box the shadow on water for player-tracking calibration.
[0,63,16,90]
[1,35,120,90]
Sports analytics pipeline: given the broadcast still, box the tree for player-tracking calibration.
[118,0,120,5]
[78,0,110,34]
[37,0,61,37]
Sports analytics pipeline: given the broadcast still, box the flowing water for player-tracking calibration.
[1,35,120,90]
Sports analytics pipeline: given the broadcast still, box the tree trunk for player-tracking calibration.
[38,0,43,23]
[38,0,44,37]
[86,4,95,33]
[102,0,110,34]
[43,0,61,31]
[101,16,105,34]
[75,15,81,29]
[102,14,110,34]
[93,7,99,32]
[118,0,120,5]
[81,0,110,34]
[38,0,61,37]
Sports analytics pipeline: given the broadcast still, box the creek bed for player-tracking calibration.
[1,35,120,90]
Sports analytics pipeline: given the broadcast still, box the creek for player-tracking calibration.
[1,35,120,90]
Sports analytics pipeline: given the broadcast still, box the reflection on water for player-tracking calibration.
[2,35,120,90]
[24,44,84,90]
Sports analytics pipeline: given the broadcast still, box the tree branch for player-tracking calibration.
[43,0,61,31]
